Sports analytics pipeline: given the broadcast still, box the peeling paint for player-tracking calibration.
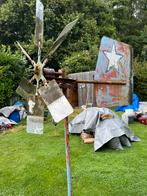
[94,36,133,107]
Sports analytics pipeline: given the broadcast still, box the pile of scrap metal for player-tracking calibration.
[0,102,26,131]
[69,107,141,151]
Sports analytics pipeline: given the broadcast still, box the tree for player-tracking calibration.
[112,0,147,58]
[0,0,116,71]
[0,0,35,45]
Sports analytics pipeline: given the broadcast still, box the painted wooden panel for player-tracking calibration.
[94,36,133,107]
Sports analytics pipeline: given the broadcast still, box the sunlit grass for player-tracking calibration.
[0,110,147,196]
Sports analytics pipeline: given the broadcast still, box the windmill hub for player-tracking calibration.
[34,62,43,78]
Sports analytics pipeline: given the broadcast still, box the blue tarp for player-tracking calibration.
[115,93,139,112]
[8,110,20,123]
[8,101,24,123]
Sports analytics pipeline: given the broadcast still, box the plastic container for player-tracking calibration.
[125,109,135,116]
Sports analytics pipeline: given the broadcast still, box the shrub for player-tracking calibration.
[133,59,147,101]
[61,46,98,74]
[0,45,26,107]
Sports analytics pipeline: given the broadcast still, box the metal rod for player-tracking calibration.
[76,80,126,84]
[37,41,41,63]
[64,117,72,196]
[16,41,35,66]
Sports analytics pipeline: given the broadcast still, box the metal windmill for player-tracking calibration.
[16,0,78,195]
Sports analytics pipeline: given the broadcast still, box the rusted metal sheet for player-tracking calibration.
[28,95,45,116]
[16,78,36,99]
[66,85,78,107]
[94,84,128,107]
[94,36,133,107]
[16,78,45,116]
[68,71,95,106]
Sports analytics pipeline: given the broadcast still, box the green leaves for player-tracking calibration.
[0,0,34,44]
[0,0,147,102]
[112,0,147,58]
[133,59,147,100]
[62,46,98,74]
[0,45,26,107]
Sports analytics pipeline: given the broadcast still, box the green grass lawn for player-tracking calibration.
[0,110,147,196]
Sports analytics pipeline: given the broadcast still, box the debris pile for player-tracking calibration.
[0,101,26,132]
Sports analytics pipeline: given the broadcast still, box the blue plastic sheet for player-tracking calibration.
[115,93,139,112]
[8,101,24,123]
[8,110,20,123]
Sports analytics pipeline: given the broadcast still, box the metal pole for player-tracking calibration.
[37,41,41,63]
[64,117,72,196]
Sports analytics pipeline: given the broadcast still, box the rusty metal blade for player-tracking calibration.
[16,78,45,116]
[39,80,63,104]
[16,42,35,66]
[28,95,45,116]
[43,18,78,65]
[55,18,78,42]
[35,0,44,47]
[16,78,36,99]
[38,80,73,123]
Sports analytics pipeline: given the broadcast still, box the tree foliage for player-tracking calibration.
[133,59,147,101]
[61,46,98,73]
[0,0,116,70]
[0,0,146,58]
[112,0,147,58]
[0,0,146,102]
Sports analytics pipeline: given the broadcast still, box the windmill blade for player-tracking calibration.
[28,94,45,116]
[35,0,44,47]
[16,78,45,116]
[26,94,45,135]
[16,78,45,134]
[38,79,73,123]
[43,18,78,65]
[27,115,44,134]
[27,94,44,134]
[16,78,36,99]
[24,94,45,135]
[16,41,35,66]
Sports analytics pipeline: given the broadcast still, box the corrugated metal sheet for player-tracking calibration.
[68,71,95,106]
